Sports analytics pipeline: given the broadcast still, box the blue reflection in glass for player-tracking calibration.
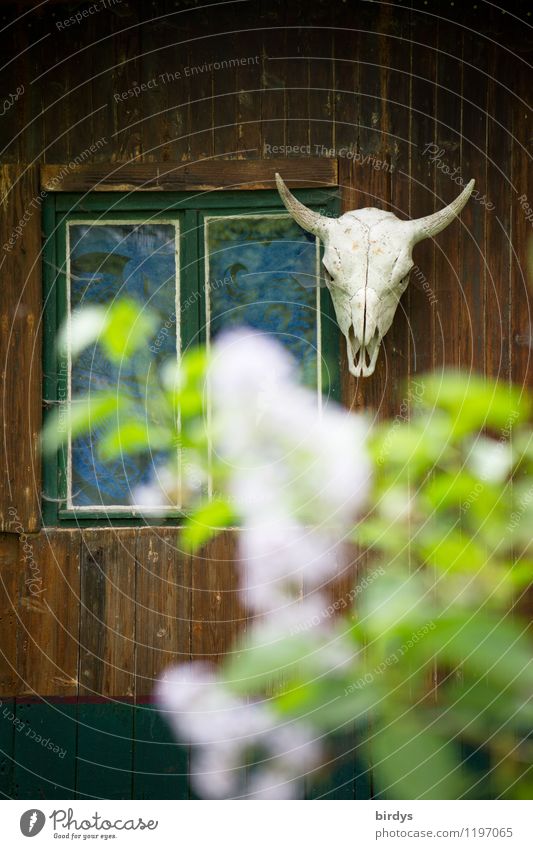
[206,215,319,384]
[69,222,177,508]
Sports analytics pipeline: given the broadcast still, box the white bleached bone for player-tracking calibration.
[276,173,474,377]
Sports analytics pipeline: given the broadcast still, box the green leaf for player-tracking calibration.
[359,570,436,641]
[97,420,175,461]
[369,416,451,476]
[41,392,123,454]
[417,528,488,573]
[161,348,208,392]
[181,498,235,552]
[416,371,530,437]
[419,612,533,690]
[371,714,465,799]
[355,517,410,557]
[100,299,158,362]
[275,678,377,730]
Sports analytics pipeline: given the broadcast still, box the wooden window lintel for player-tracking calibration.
[40,158,338,193]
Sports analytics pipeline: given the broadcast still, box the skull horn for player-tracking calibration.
[275,173,332,238]
[409,179,475,243]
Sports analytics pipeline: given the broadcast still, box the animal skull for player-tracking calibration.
[276,173,475,377]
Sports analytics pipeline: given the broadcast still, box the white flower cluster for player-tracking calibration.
[157,663,321,799]
[157,330,371,798]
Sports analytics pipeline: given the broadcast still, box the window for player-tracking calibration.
[43,185,340,525]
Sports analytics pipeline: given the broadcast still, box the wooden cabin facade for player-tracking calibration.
[0,0,531,798]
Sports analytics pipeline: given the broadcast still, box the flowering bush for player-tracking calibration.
[44,301,533,799]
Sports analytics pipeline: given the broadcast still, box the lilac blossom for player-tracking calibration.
[156,330,371,798]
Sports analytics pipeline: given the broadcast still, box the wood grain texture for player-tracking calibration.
[213,3,239,160]
[285,6,309,158]
[40,157,338,192]
[260,0,287,157]
[460,24,488,375]
[510,46,532,390]
[382,5,411,412]
[135,528,191,698]
[433,15,464,370]
[112,9,143,163]
[18,530,80,698]
[0,534,19,696]
[190,531,243,664]
[485,27,513,384]
[0,164,42,533]
[409,6,437,379]
[79,530,136,698]
[186,3,215,162]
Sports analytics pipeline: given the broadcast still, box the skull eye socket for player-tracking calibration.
[392,252,414,287]
[322,258,335,279]
[322,247,342,280]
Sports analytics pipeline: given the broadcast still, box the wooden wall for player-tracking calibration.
[0,0,531,797]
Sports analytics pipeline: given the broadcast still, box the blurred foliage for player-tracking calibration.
[251,372,533,799]
[45,298,533,799]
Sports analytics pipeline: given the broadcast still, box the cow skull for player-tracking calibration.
[276,173,475,377]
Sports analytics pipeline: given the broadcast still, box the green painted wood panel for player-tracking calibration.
[132,703,189,800]
[0,698,15,798]
[5,699,365,799]
[13,700,77,799]
[76,701,135,799]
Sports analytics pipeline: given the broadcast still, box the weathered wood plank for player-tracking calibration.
[260,0,287,157]
[135,528,191,698]
[140,13,190,163]
[0,534,19,697]
[0,164,42,533]
[332,8,358,165]
[40,157,338,192]
[485,39,513,383]
[190,531,243,664]
[285,9,309,157]
[409,6,437,379]
[18,530,80,698]
[510,49,532,389]
[187,4,215,162]
[42,9,70,164]
[79,530,136,698]
[65,4,97,166]
[213,3,239,159]
[433,16,464,370]
[235,1,262,159]
[460,26,488,374]
[87,10,115,160]
[307,6,334,157]
[0,17,26,162]
[112,6,142,162]
[383,5,412,411]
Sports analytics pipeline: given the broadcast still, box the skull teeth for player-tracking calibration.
[351,328,381,378]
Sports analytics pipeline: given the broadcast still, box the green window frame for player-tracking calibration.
[42,187,340,526]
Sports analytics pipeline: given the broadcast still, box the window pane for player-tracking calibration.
[205,214,320,387]
[68,221,178,510]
